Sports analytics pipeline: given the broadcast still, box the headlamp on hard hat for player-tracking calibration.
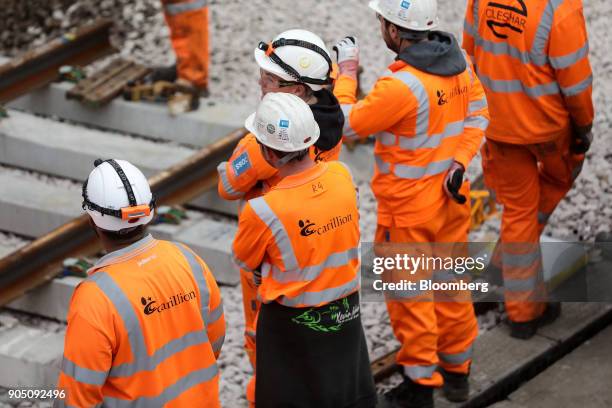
[82,159,155,221]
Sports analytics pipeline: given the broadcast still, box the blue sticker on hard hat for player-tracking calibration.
[279,119,290,128]
[401,0,410,9]
[232,153,251,176]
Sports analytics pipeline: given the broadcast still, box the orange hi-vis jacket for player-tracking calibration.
[463,0,594,144]
[57,235,225,408]
[232,162,360,307]
[334,52,488,227]
[217,133,280,201]
[217,134,342,202]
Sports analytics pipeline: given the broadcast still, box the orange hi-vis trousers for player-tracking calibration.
[375,188,478,387]
[482,132,585,322]
[162,0,209,88]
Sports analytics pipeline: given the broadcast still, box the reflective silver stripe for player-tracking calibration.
[399,120,464,150]
[502,249,541,268]
[403,364,438,380]
[61,357,108,386]
[340,104,359,140]
[395,158,454,179]
[561,74,593,97]
[465,115,489,130]
[538,211,552,225]
[278,274,360,307]
[375,131,396,146]
[174,244,210,325]
[532,0,564,61]
[465,5,547,66]
[375,154,391,174]
[550,43,589,70]
[249,197,299,271]
[468,97,487,114]
[464,50,475,83]
[103,364,218,408]
[217,162,243,198]
[468,0,565,67]
[208,303,223,325]
[392,71,430,138]
[89,272,147,376]
[505,276,539,292]
[439,344,474,365]
[164,0,207,15]
[111,330,210,377]
[478,74,560,98]
[91,270,212,378]
[211,335,224,354]
[267,247,359,283]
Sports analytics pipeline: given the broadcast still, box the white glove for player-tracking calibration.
[333,36,359,64]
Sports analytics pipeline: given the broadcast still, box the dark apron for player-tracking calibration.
[255,291,377,408]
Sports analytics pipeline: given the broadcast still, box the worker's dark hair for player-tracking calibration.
[100,224,147,243]
[383,18,429,42]
[269,147,310,163]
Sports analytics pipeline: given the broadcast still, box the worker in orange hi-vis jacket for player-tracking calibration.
[232,92,376,408]
[215,29,346,406]
[333,0,488,406]
[159,0,209,95]
[56,159,224,408]
[463,0,594,339]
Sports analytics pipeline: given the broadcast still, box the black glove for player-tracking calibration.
[446,166,467,204]
[570,130,593,154]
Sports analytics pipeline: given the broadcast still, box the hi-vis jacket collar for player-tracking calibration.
[88,234,156,274]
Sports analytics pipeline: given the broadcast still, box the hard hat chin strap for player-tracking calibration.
[258,38,333,86]
[82,159,155,219]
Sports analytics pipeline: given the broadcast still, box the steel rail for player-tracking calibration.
[0,128,247,306]
[0,19,115,104]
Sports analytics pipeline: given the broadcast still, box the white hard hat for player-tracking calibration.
[245,92,320,153]
[254,29,333,91]
[82,159,155,232]
[369,0,438,32]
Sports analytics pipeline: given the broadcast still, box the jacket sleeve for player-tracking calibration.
[455,58,489,169]
[217,134,278,200]
[56,283,114,408]
[462,0,476,58]
[232,201,273,284]
[333,73,418,142]
[200,260,225,359]
[549,3,594,127]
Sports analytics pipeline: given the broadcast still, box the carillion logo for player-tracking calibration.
[140,291,196,315]
[298,214,353,237]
